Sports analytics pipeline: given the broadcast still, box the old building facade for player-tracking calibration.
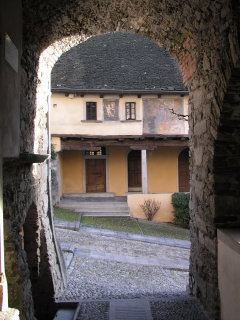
[0,0,240,320]
[51,32,189,221]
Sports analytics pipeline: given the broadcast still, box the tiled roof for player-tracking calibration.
[51,32,187,94]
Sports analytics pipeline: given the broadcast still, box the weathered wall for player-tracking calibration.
[0,0,21,158]
[51,93,143,136]
[143,97,188,135]
[0,0,238,319]
[3,164,36,319]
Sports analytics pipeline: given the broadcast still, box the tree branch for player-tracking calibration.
[168,108,189,121]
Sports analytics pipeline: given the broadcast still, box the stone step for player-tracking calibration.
[60,206,128,213]
[59,202,129,212]
[63,193,116,198]
[60,201,128,207]
[109,299,153,320]
[53,308,75,320]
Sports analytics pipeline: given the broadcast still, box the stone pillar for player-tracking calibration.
[141,150,148,194]
[0,158,8,311]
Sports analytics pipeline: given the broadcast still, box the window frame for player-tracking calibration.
[125,102,136,120]
[86,101,97,120]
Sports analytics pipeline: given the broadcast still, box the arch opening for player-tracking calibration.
[2,1,239,319]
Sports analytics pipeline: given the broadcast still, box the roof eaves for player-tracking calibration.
[51,88,189,96]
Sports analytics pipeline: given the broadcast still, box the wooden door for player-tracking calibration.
[86,159,106,192]
[128,150,142,189]
[178,148,190,192]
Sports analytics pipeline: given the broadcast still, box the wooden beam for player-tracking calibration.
[61,139,188,150]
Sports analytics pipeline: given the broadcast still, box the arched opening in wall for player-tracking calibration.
[128,150,142,192]
[178,148,190,192]
[47,32,192,316]
[4,1,238,319]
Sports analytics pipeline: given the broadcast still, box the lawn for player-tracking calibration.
[54,208,80,222]
[54,207,189,240]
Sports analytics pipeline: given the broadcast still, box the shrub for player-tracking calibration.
[51,143,57,160]
[172,193,190,228]
[140,198,161,221]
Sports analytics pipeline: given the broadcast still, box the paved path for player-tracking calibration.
[54,221,208,319]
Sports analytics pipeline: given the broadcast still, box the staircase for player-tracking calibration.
[58,194,129,217]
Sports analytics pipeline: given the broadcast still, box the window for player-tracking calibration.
[84,147,106,156]
[125,102,136,120]
[86,102,97,120]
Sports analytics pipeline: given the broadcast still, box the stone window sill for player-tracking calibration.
[120,120,142,122]
[81,120,103,123]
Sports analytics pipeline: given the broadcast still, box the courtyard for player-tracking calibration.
[54,221,207,319]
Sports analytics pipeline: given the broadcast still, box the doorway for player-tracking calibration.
[128,150,142,192]
[178,148,190,192]
[86,159,106,192]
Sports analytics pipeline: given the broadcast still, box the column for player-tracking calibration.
[141,150,148,194]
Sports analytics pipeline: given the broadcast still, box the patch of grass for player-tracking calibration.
[54,208,79,222]
[81,216,141,234]
[138,221,190,240]
[81,216,190,240]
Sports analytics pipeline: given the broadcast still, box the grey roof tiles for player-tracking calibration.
[51,32,187,94]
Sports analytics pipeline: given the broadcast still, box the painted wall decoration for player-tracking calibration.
[143,98,186,134]
[103,99,119,120]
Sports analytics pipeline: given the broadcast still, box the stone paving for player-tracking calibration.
[55,223,208,319]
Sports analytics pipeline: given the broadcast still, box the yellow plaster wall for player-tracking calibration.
[128,193,174,222]
[108,147,128,196]
[61,151,84,193]
[148,147,181,193]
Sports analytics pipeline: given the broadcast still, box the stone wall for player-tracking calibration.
[214,67,240,225]
[2,0,239,319]
[2,33,84,320]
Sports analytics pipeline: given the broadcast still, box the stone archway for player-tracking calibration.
[2,1,240,319]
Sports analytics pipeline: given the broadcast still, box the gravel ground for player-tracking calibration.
[56,228,189,262]
[55,226,208,319]
[58,257,188,301]
[55,228,189,302]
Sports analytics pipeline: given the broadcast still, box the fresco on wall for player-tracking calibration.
[143,98,186,134]
[103,99,119,121]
